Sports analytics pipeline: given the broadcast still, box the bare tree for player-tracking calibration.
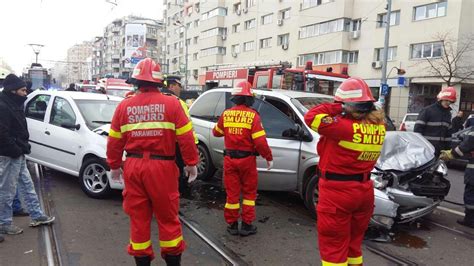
[423,32,474,86]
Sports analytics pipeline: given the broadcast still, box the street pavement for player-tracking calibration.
[1,165,473,265]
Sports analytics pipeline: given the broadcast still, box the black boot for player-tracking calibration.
[457,209,474,228]
[240,222,257,236]
[164,254,181,266]
[227,222,239,235]
[134,256,151,266]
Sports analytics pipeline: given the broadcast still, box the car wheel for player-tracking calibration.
[197,143,216,180]
[79,157,112,199]
[304,174,319,219]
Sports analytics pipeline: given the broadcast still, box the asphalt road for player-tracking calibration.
[1,165,473,266]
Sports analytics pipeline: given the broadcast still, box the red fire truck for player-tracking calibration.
[204,61,349,96]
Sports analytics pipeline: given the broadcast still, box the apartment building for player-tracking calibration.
[66,41,93,84]
[164,0,474,123]
[92,16,165,80]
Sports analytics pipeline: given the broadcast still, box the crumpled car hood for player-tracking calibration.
[375,131,435,171]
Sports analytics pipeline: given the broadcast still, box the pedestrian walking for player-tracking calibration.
[65,83,76,91]
[0,74,55,237]
[304,77,386,266]
[440,128,474,228]
[162,75,198,192]
[414,87,457,156]
[212,81,273,236]
[107,58,199,266]
[452,111,464,133]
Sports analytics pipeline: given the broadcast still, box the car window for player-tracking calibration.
[256,75,269,89]
[25,94,51,121]
[75,99,120,130]
[190,91,222,121]
[50,97,76,128]
[253,98,295,139]
[291,97,333,115]
[405,114,418,122]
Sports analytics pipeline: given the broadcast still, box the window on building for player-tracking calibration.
[193,36,198,44]
[243,41,255,52]
[280,8,290,20]
[194,20,200,27]
[351,19,361,31]
[232,23,240,33]
[414,1,447,21]
[186,6,193,15]
[174,42,178,49]
[201,27,227,39]
[193,53,198,60]
[201,7,227,20]
[200,47,226,57]
[302,0,334,9]
[260,37,271,49]
[246,0,256,8]
[195,3,200,12]
[262,14,273,25]
[411,42,443,59]
[244,19,256,30]
[374,47,397,61]
[377,10,401,27]
[232,44,241,54]
[277,33,289,45]
[299,18,347,39]
[298,50,359,66]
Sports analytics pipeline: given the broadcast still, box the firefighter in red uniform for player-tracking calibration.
[304,78,386,266]
[107,58,199,266]
[212,81,273,236]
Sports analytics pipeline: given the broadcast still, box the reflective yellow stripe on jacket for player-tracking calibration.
[310,114,329,132]
[109,128,122,139]
[121,121,175,133]
[243,199,255,206]
[251,130,266,139]
[321,260,348,266]
[348,256,363,264]
[225,203,240,209]
[214,125,224,135]
[224,122,252,129]
[338,140,383,152]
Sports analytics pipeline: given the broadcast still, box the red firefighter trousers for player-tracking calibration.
[317,178,374,265]
[122,156,185,260]
[223,156,258,224]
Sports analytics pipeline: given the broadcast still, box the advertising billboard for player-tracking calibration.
[124,24,147,68]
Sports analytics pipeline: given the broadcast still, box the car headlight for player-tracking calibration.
[435,161,448,176]
[371,173,388,189]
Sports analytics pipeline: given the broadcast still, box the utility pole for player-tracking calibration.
[379,0,392,108]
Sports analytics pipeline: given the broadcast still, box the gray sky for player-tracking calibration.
[0,0,163,74]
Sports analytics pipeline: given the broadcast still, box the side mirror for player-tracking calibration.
[282,124,313,141]
[61,122,81,130]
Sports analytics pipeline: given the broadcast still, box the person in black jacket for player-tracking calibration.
[65,83,76,91]
[451,111,465,133]
[440,128,474,228]
[414,87,457,156]
[0,74,54,237]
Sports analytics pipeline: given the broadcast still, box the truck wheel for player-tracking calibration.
[79,157,112,199]
[304,174,319,219]
[197,143,216,180]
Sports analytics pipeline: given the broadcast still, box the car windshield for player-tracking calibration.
[291,97,333,115]
[107,89,130,98]
[75,99,120,130]
[405,114,418,122]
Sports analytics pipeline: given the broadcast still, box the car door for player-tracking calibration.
[253,97,301,191]
[208,92,229,168]
[25,94,52,163]
[42,96,82,171]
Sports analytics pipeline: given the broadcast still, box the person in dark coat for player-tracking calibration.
[451,111,465,133]
[65,83,76,91]
[0,74,54,237]
[440,128,474,228]
[414,87,457,156]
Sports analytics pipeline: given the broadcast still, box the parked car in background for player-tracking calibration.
[97,78,133,98]
[399,113,418,131]
[24,90,123,198]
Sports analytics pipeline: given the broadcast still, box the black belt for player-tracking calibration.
[126,153,175,160]
[223,149,259,159]
[324,171,369,182]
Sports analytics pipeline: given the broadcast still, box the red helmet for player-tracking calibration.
[334,77,375,103]
[131,58,163,84]
[437,87,457,102]
[232,81,254,97]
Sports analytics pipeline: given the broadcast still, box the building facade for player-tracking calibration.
[93,16,165,80]
[66,41,93,84]
[164,0,474,123]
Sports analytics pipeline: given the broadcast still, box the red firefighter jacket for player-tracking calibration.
[212,105,272,161]
[304,103,385,175]
[107,90,198,170]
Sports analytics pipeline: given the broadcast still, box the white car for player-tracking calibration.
[24,90,124,198]
[399,113,418,131]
